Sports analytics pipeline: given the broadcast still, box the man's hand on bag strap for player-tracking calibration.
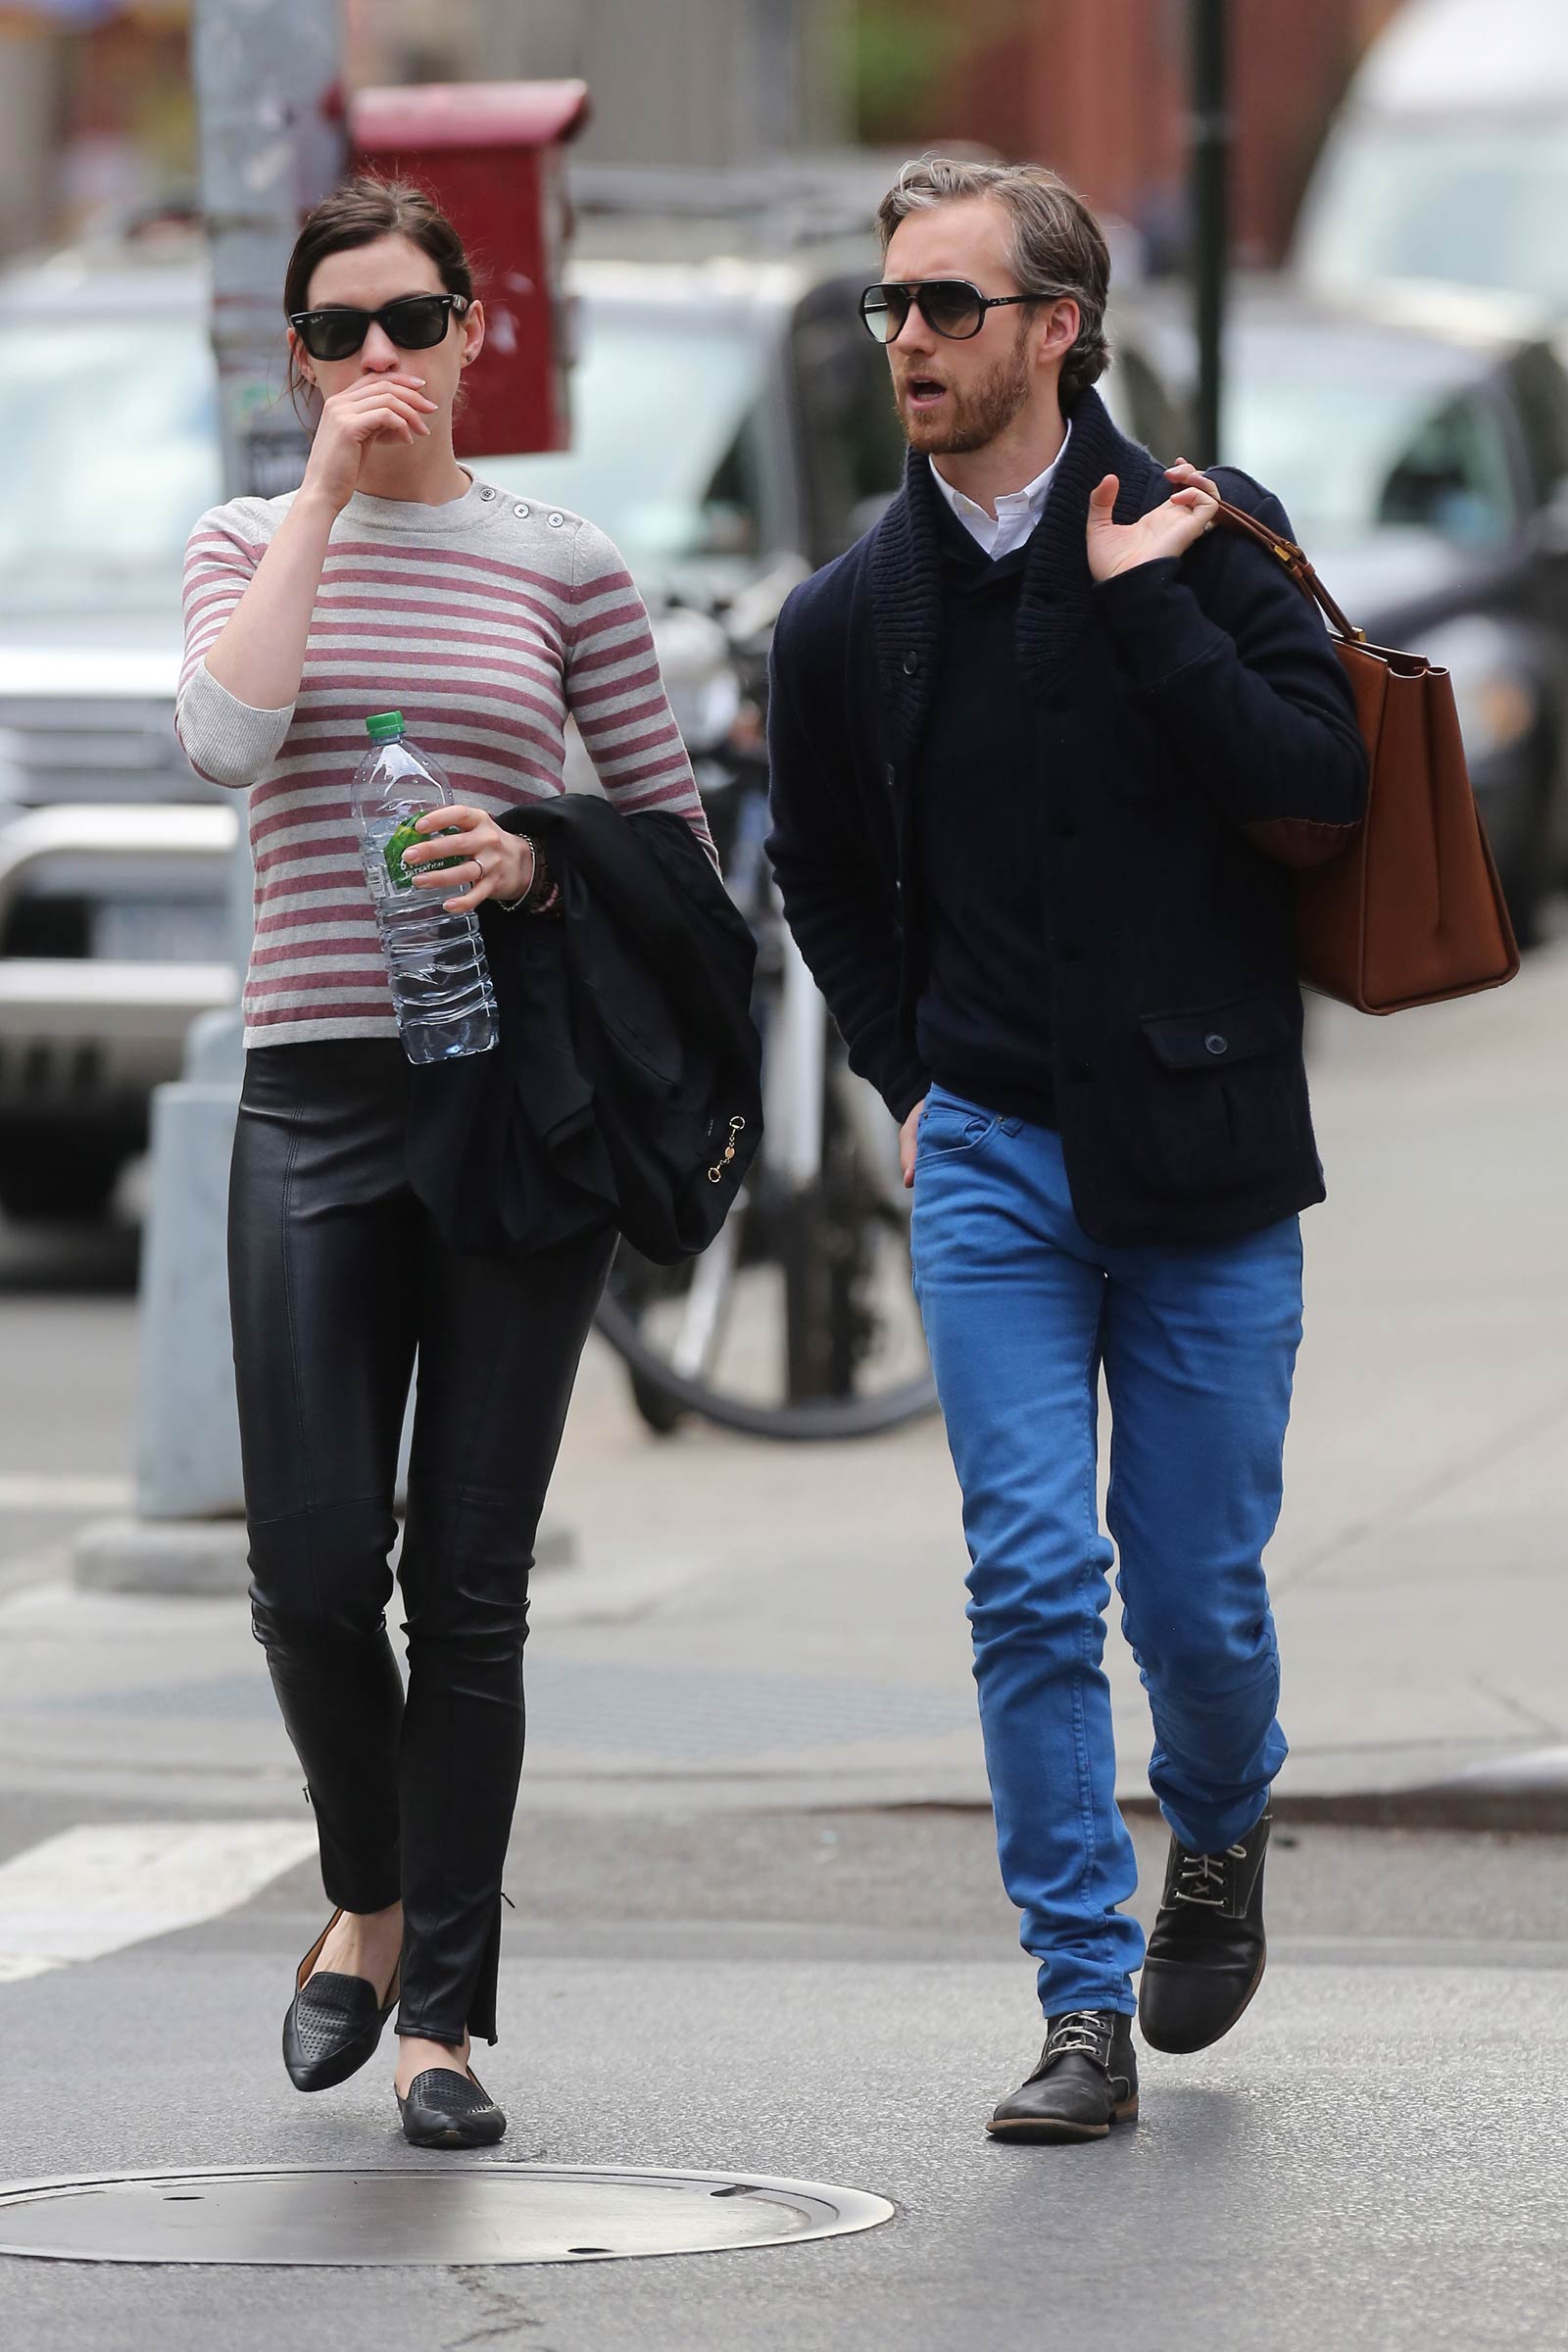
[1086,459,1222,582]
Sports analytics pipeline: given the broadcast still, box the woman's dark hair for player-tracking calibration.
[283,174,474,411]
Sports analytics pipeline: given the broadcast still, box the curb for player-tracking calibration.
[893,1771,1568,1837]
[1122,1767,1568,1837]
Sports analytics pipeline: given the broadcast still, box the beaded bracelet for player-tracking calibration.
[497,833,561,916]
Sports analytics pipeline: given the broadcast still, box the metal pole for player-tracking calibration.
[131,0,346,1526]
[196,0,345,506]
[1190,0,1230,467]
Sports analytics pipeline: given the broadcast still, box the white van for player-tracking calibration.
[1295,0,1568,315]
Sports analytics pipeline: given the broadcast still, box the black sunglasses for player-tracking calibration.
[288,292,469,364]
[858,279,1052,345]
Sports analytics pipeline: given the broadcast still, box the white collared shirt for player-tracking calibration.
[929,423,1073,560]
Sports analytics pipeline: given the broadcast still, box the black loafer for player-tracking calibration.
[397,2067,508,2149]
[282,1908,400,2093]
[987,2009,1139,2142]
[1138,1810,1271,2054]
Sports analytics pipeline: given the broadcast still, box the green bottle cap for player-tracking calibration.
[365,710,406,742]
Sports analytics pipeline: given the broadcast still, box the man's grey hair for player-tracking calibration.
[876,156,1111,407]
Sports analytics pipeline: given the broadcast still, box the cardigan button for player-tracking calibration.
[903,652,920,675]
[1204,1033,1229,1056]
[1060,939,1085,961]
[884,762,897,790]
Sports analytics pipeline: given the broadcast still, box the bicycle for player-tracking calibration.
[592,735,938,1443]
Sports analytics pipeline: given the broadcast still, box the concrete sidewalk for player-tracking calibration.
[1,941,1565,1826]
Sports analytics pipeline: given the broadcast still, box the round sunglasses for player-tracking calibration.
[858,279,1053,345]
[288,291,469,364]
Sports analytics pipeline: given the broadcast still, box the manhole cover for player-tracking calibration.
[0,2163,895,2267]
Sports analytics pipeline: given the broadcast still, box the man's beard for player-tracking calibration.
[899,318,1033,456]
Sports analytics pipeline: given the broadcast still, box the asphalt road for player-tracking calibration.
[1,1808,1566,2351]
[2,1075,1567,2349]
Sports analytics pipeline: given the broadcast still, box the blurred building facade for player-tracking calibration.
[353,0,851,164]
[0,0,851,262]
[859,0,1409,268]
[0,0,191,258]
[1,0,1410,268]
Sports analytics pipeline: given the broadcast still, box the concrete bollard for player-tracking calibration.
[135,1073,244,1522]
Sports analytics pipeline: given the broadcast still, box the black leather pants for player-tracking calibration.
[229,1040,612,2044]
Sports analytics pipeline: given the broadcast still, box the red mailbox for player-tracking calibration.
[349,79,590,458]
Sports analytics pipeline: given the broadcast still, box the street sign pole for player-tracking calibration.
[129,0,346,1531]
[1190,0,1231,467]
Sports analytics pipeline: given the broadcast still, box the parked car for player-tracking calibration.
[1141,278,1568,937]
[0,188,1183,1227]
[1295,0,1568,322]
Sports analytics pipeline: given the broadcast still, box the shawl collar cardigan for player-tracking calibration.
[766,386,1369,1248]
[868,386,1154,759]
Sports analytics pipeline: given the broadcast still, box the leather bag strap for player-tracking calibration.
[1209,497,1365,647]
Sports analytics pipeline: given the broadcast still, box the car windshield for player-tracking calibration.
[1298,120,1568,312]
[474,304,765,577]
[0,296,765,616]
[1223,364,1517,549]
[0,316,223,612]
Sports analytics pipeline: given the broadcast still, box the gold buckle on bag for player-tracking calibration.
[708,1115,746,1184]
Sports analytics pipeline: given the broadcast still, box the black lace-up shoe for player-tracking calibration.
[987,2010,1139,2142]
[397,2068,508,2149]
[282,1909,400,2093]
[1138,1810,1271,2054]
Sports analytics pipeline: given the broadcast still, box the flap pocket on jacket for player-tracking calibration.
[1140,990,1296,1073]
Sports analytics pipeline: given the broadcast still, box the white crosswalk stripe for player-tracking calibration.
[0,1820,318,1981]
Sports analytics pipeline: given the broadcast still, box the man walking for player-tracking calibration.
[765,158,1366,2141]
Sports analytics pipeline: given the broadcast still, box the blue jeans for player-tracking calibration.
[909,1085,1300,2018]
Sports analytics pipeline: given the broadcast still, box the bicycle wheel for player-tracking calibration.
[592,751,936,1440]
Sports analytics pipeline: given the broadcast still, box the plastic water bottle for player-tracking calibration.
[351,710,498,1063]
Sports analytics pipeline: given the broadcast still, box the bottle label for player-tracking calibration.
[383,817,466,893]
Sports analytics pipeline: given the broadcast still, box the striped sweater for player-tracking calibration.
[176,475,715,1048]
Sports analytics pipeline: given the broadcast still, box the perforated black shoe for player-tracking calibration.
[1138,1810,1271,2054]
[987,2010,1139,2142]
[281,1909,400,2093]
[397,2068,508,2149]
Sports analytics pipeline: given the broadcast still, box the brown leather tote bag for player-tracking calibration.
[1212,499,1520,1014]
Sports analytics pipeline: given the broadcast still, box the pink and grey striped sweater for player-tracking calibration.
[176,475,715,1048]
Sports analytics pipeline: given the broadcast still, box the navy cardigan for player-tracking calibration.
[764,386,1368,1248]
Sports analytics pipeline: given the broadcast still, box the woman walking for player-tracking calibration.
[175,177,714,2147]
